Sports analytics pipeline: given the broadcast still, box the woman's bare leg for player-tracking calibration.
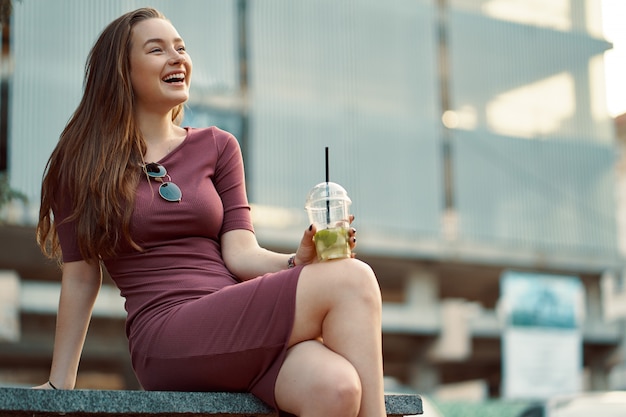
[275,258,385,417]
[275,340,362,416]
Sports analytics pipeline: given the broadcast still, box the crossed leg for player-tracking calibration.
[274,258,385,417]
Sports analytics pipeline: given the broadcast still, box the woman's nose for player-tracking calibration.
[168,51,185,65]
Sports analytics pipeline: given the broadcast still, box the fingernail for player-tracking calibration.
[309,224,313,231]
[352,237,357,243]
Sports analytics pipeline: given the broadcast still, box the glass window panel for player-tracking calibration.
[448,4,617,255]
[447,9,612,142]
[247,0,443,240]
[453,130,617,254]
[10,0,238,219]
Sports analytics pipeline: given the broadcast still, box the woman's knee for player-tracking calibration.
[336,259,382,307]
[276,341,362,416]
[294,259,382,331]
[310,363,362,416]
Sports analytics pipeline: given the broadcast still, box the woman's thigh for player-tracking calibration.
[287,258,379,346]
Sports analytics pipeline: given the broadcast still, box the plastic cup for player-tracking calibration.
[305,182,352,261]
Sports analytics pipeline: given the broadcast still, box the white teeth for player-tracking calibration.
[163,73,185,82]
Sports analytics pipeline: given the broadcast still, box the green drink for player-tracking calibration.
[314,226,350,261]
[305,182,352,261]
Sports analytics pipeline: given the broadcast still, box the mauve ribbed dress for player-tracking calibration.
[56,126,301,414]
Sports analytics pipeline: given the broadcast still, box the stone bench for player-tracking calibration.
[0,387,423,416]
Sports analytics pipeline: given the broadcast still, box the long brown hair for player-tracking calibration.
[37,8,184,264]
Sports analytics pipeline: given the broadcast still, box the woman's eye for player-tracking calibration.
[177,46,186,52]
[149,48,162,53]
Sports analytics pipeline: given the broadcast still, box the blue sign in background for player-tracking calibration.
[501,270,584,329]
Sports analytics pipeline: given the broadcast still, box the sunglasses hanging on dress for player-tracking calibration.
[143,162,182,202]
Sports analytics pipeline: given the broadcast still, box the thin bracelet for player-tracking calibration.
[48,380,58,390]
[287,255,296,269]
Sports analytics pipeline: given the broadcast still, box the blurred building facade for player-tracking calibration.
[1,0,624,400]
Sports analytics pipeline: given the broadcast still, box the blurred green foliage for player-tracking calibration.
[0,172,27,208]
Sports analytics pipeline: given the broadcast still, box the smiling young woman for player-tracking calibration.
[35,8,385,417]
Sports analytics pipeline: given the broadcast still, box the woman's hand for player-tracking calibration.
[294,215,357,266]
[347,214,357,257]
[293,224,317,266]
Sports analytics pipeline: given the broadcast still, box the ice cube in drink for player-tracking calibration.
[314,225,350,261]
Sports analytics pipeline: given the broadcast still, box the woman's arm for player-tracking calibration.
[222,216,357,281]
[221,227,318,281]
[40,260,102,389]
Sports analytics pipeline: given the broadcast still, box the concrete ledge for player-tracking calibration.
[0,387,423,416]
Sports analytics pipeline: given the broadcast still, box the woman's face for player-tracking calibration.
[129,18,192,115]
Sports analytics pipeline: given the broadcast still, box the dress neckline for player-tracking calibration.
[155,126,190,163]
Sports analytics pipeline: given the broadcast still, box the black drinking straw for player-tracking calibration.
[325,147,330,225]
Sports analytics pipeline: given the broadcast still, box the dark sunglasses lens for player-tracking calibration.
[145,163,167,178]
[159,182,182,202]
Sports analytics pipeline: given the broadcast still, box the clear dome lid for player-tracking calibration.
[305,182,351,208]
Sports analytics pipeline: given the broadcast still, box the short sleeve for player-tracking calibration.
[213,129,255,236]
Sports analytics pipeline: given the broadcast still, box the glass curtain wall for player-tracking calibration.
[8,0,619,261]
[446,0,618,256]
